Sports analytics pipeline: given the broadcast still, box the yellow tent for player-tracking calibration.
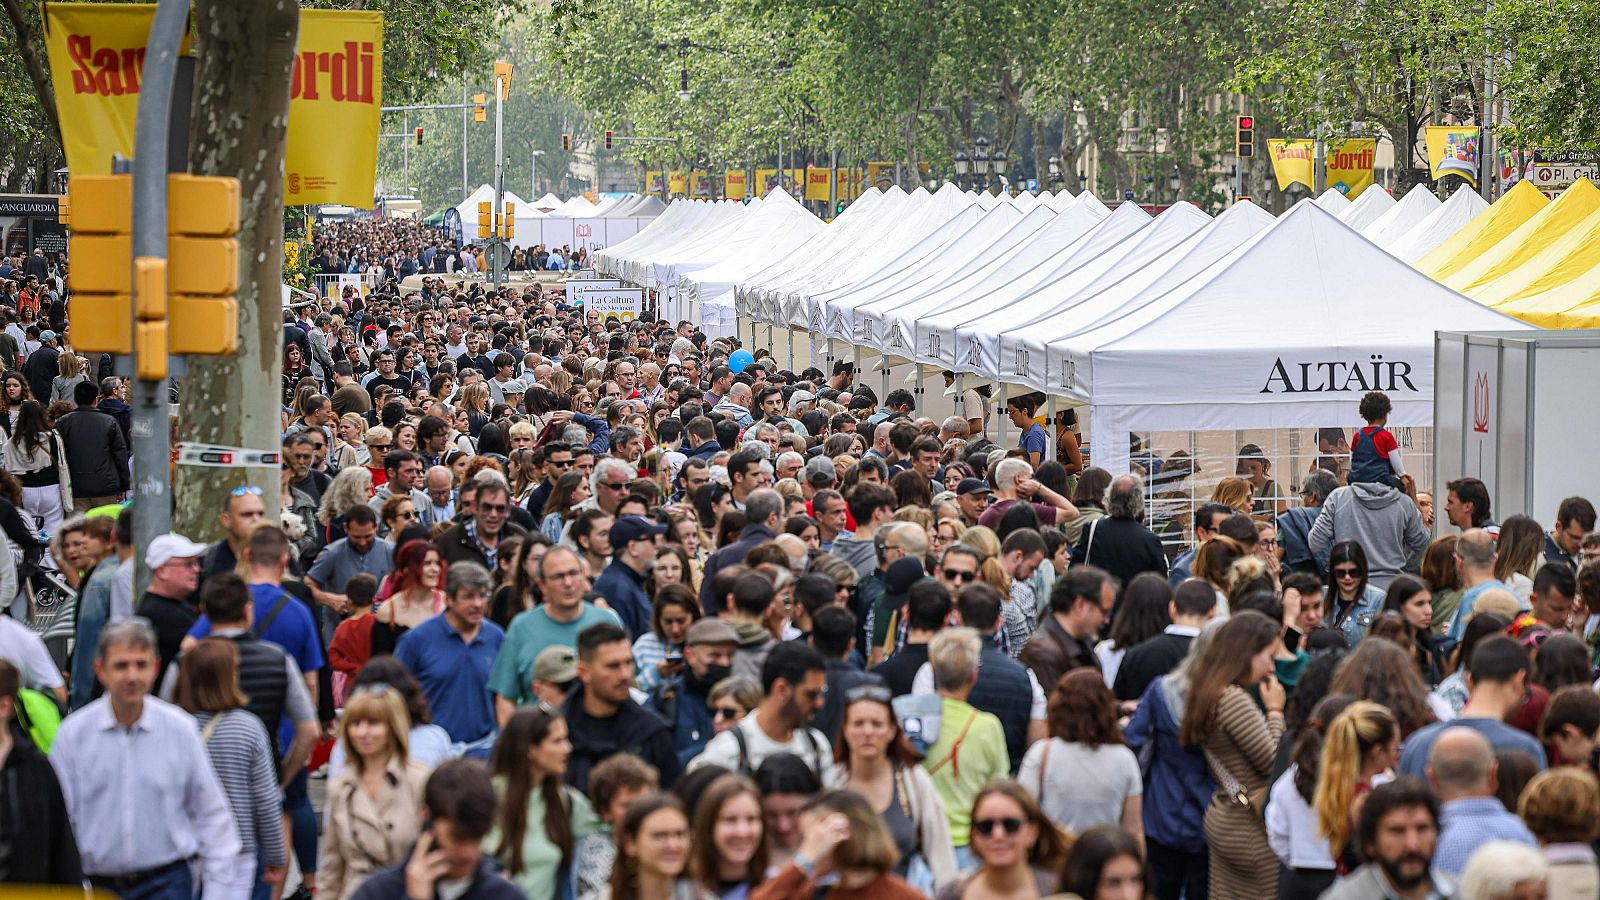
[1465,204,1600,306]
[1415,179,1549,279]
[1437,178,1600,292]
[1493,261,1600,328]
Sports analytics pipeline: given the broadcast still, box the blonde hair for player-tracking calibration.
[508,421,535,440]
[1210,477,1254,513]
[1313,700,1396,855]
[1470,588,1521,622]
[929,627,981,691]
[959,525,1010,593]
[1518,767,1600,844]
[340,687,412,774]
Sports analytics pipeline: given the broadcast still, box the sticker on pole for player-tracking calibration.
[178,443,283,468]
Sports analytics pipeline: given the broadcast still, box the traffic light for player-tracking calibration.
[604,130,613,150]
[415,127,423,145]
[473,93,487,123]
[1236,115,1255,158]
[562,133,572,152]
[66,174,133,354]
[835,200,847,215]
[494,60,513,100]
[166,174,240,358]
[503,202,516,239]
[478,201,492,237]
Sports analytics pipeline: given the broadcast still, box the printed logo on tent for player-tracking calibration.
[1013,348,1030,376]
[1259,355,1418,394]
[1055,358,1078,391]
[576,224,593,238]
[855,318,873,343]
[1472,371,1491,433]
[886,325,906,352]
[963,338,983,368]
[927,332,941,357]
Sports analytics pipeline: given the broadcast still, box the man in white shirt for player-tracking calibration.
[50,619,241,898]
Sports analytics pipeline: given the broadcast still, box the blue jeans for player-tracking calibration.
[284,768,318,877]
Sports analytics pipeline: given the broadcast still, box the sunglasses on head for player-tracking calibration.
[972,817,1025,837]
[231,486,264,496]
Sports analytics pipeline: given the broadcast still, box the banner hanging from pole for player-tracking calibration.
[1326,139,1376,198]
[1267,139,1315,191]
[43,4,383,207]
[1426,127,1481,186]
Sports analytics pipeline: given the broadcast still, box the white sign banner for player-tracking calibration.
[570,280,623,305]
[588,288,644,322]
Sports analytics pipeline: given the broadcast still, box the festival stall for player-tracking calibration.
[1361,187,1440,248]
[1337,187,1395,231]
[1385,186,1489,263]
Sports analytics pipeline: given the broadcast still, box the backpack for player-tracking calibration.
[728,721,825,778]
[16,688,61,752]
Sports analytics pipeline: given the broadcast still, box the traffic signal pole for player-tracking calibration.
[493,70,504,291]
[128,0,188,594]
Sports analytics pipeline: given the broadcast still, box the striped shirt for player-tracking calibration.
[193,709,287,867]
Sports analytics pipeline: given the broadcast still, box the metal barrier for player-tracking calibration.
[312,271,382,300]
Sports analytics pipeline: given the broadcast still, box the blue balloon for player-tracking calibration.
[729,349,755,374]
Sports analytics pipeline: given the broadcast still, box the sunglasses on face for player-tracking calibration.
[972,817,1025,837]
[368,443,391,451]
[478,502,509,514]
[712,706,743,720]
[1333,567,1360,578]
[943,569,977,583]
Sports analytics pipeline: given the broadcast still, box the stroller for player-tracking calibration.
[17,539,77,672]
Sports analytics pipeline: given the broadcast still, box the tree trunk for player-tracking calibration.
[1,0,63,151]
[175,0,299,540]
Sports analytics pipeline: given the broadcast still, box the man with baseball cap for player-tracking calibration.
[955,477,991,527]
[135,534,209,684]
[651,618,740,764]
[531,644,579,709]
[802,456,836,500]
[592,515,667,640]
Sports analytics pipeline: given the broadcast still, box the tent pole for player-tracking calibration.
[1047,394,1058,464]
[787,327,795,372]
[915,367,924,417]
[998,383,1009,446]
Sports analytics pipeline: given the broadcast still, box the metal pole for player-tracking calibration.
[403,109,410,194]
[829,145,838,212]
[493,74,504,290]
[461,85,469,196]
[129,0,186,596]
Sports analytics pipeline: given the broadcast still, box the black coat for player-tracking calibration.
[0,724,82,885]
[560,686,681,794]
[21,345,57,405]
[1070,515,1169,597]
[55,406,130,497]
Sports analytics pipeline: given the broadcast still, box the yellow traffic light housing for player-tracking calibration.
[67,174,133,354]
[473,93,487,123]
[494,60,513,100]
[166,174,240,356]
[562,134,572,152]
[478,201,492,237]
[503,202,516,240]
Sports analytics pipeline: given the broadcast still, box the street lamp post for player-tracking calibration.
[1168,164,1181,203]
[954,151,970,190]
[992,149,1008,194]
[1047,156,1062,187]
[973,135,990,194]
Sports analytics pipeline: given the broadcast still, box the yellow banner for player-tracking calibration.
[690,170,710,197]
[836,168,863,201]
[44,4,382,207]
[1426,126,1481,186]
[865,162,897,189]
[1326,139,1376,199]
[285,11,383,206]
[667,171,687,195]
[645,171,664,193]
[804,167,832,201]
[724,169,747,200]
[1267,140,1315,191]
[756,168,778,194]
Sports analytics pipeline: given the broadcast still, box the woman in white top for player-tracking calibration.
[1018,668,1143,849]
[1266,693,1353,899]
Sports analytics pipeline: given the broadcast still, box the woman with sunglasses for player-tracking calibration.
[707,676,761,737]
[834,683,957,891]
[318,685,430,900]
[379,493,418,540]
[1324,541,1384,647]
[931,781,1070,900]
[491,706,602,900]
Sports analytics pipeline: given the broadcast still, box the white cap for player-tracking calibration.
[146,534,209,570]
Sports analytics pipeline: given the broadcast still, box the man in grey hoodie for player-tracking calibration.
[1307,481,1430,590]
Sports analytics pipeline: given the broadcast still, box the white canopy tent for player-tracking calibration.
[1337,188,1396,232]
[953,203,1214,382]
[853,195,1113,360]
[593,199,714,278]
[1313,189,1353,213]
[1008,201,1280,395]
[1386,186,1490,262]
[910,202,1152,371]
[677,200,831,337]
[1361,188,1442,248]
[1029,200,1537,476]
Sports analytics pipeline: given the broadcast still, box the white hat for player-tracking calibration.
[146,534,209,570]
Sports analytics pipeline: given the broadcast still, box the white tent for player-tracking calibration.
[551,196,599,217]
[532,193,563,212]
[679,200,831,337]
[953,203,1214,382]
[1361,188,1442,248]
[859,194,1112,360]
[1012,200,1279,395]
[1313,189,1353,213]
[1338,188,1396,231]
[1387,186,1490,262]
[733,187,893,328]
[1036,200,1536,475]
[809,200,1019,341]
[593,199,713,278]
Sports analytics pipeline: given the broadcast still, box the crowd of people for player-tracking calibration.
[4,218,1600,900]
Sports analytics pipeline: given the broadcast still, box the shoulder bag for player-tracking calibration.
[1204,745,1268,820]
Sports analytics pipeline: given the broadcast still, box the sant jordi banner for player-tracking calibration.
[43,4,383,207]
[1267,138,1376,197]
[804,167,833,201]
[1427,126,1481,186]
[724,169,747,200]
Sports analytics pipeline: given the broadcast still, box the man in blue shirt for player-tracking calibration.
[307,505,396,614]
[1006,392,1049,468]
[1427,727,1537,879]
[593,516,666,640]
[1398,635,1546,778]
[1167,503,1233,588]
[395,561,505,756]
[1447,529,1515,640]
